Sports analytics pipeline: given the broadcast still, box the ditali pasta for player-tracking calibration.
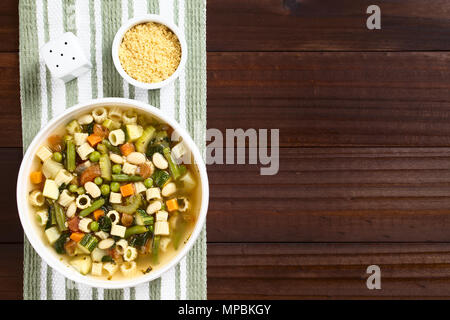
[28,107,198,280]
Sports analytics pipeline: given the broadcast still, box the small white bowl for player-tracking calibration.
[17,98,208,289]
[112,14,187,90]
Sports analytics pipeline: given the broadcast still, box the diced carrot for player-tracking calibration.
[70,232,85,242]
[166,198,179,212]
[120,183,135,197]
[87,134,103,147]
[30,171,43,184]
[93,209,105,221]
[120,142,135,156]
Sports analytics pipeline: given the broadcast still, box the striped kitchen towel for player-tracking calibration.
[19,0,206,300]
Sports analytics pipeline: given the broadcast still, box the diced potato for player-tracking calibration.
[45,227,61,244]
[43,179,59,200]
[109,192,122,204]
[91,262,103,276]
[110,224,126,238]
[70,255,92,275]
[36,146,53,162]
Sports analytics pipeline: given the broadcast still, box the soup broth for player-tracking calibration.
[27,106,200,280]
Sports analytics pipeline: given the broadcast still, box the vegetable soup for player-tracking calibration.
[27,106,200,280]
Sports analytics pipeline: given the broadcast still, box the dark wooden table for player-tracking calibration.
[2,0,450,299]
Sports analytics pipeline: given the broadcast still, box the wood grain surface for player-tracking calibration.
[3,0,450,299]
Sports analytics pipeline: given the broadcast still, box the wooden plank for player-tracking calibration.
[3,52,450,148]
[8,147,450,242]
[207,0,450,52]
[5,242,450,299]
[0,0,18,52]
[208,52,450,147]
[208,147,450,242]
[5,0,450,52]
[0,244,22,300]
[208,243,450,299]
[0,53,21,147]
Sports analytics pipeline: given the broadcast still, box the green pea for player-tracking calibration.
[76,187,86,195]
[110,182,120,193]
[89,151,101,162]
[94,177,103,185]
[68,184,78,193]
[112,164,122,174]
[52,152,63,163]
[100,184,110,196]
[90,221,99,232]
[144,178,153,188]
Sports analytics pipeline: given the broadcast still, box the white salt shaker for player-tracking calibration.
[40,32,92,82]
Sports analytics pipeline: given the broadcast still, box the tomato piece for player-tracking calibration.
[79,164,101,185]
[47,135,63,152]
[137,163,151,179]
[93,124,109,139]
[68,216,80,232]
[64,240,78,256]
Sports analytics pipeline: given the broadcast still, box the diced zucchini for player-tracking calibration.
[135,126,156,153]
[45,226,61,244]
[99,154,112,181]
[42,179,59,200]
[102,119,121,131]
[79,234,99,252]
[135,209,154,226]
[70,255,92,275]
[66,120,82,135]
[126,124,143,141]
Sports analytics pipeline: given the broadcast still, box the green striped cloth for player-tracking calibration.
[19,0,206,300]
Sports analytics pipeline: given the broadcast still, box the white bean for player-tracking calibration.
[98,238,115,250]
[127,152,146,165]
[147,201,162,214]
[109,152,124,164]
[162,182,177,197]
[152,152,168,170]
[84,181,101,198]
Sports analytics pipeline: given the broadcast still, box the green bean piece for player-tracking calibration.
[54,203,68,232]
[111,174,144,182]
[125,225,148,238]
[66,140,76,172]
[52,152,63,163]
[110,182,120,192]
[79,198,105,217]
[97,143,108,155]
[99,154,112,181]
[163,147,181,180]
[152,235,160,264]
[103,140,120,154]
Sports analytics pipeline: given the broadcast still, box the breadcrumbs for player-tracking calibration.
[119,22,182,83]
